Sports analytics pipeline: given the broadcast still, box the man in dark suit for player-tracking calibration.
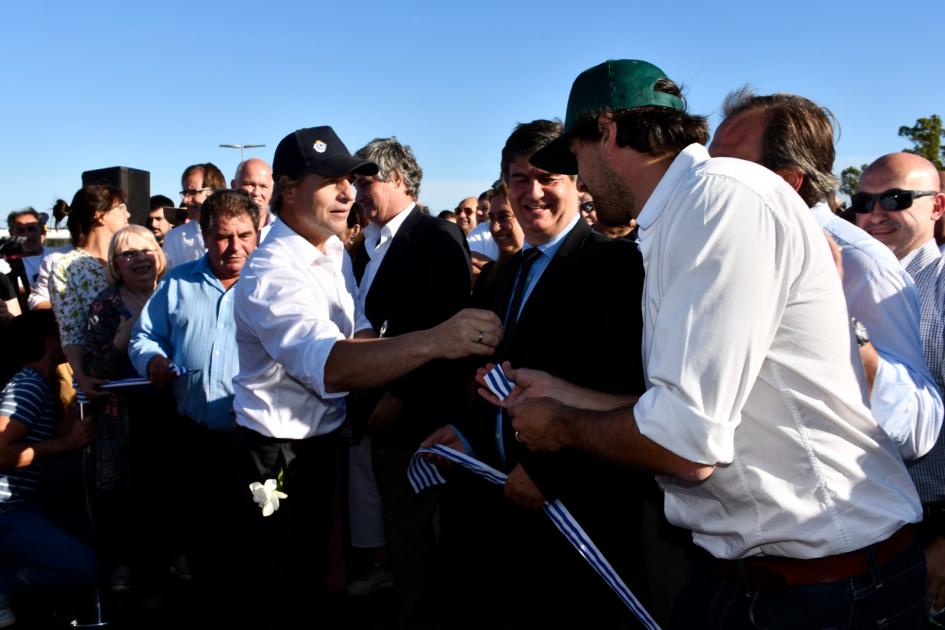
[351,137,471,630]
[424,120,648,629]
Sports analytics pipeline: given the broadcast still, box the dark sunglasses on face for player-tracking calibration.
[850,189,938,214]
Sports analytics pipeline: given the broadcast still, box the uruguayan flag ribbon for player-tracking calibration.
[408,366,660,630]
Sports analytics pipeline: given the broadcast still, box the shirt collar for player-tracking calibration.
[524,212,581,257]
[194,254,227,292]
[364,202,415,243]
[902,238,941,275]
[809,201,833,222]
[636,143,710,232]
[267,216,345,268]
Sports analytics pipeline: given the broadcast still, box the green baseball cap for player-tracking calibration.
[530,59,684,174]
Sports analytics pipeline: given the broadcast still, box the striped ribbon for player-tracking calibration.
[73,363,190,407]
[408,365,660,630]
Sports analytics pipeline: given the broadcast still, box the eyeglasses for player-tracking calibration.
[580,201,596,213]
[117,248,156,262]
[849,189,938,214]
[180,188,213,198]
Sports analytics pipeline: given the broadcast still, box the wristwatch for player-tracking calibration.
[851,317,870,348]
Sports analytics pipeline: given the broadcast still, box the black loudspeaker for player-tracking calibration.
[81,166,151,226]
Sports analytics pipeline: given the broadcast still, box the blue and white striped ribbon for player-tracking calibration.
[408,365,660,630]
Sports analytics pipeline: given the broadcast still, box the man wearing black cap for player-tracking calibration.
[231,126,501,628]
[498,60,927,627]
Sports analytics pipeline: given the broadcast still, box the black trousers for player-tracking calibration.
[230,426,344,630]
[170,417,241,625]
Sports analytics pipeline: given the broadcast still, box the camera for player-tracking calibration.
[0,236,27,258]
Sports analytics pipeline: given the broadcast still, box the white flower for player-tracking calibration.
[248,479,288,517]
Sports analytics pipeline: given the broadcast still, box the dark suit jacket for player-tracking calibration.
[351,207,471,446]
[453,219,647,627]
[468,219,645,490]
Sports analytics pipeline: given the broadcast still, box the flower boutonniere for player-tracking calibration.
[249,468,288,517]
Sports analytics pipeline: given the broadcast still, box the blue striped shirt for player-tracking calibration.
[129,256,239,431]
[0,368,57,510]
[903,239,945,502]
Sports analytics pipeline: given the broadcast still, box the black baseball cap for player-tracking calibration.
[272,126,379,180]
[530,60,684,174]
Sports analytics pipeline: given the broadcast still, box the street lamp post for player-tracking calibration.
[219,143,266,162]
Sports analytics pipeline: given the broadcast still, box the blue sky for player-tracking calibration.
[2,0,942,220]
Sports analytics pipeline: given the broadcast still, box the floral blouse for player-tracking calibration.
[49,249,108,347]
[83,285,135,490]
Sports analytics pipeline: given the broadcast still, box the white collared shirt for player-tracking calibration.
[233,219,358,439]
[355,203,415,333]
[634,144,920,560]
[163,221,206,269]
[810,202,941,461]
[466,221,499,260]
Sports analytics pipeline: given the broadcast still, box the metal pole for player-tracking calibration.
[73,392,109,628]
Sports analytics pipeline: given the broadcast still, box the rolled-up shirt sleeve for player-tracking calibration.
[243,265,347,400]
[844,260,942,460]
[634,184,794,465]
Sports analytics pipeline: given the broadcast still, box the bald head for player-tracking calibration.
[455,196,478,235]
[854,152,945,258]
[233,158,274,226]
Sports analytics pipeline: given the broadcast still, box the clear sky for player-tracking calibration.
[1,0,942,221]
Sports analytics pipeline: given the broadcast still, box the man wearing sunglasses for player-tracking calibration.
[709,90,942,464]
[853,153,945,615]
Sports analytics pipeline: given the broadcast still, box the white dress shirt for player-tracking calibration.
[355,203,414,333]
[233,220,358,439]
[633,144,921,560]
[466,222,499,260]
[163,221,206,269]
[811,202,941,460]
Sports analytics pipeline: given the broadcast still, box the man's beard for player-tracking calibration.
[591,161,635,227]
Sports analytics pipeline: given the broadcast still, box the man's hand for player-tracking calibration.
[61,418,97,451]
[504,464,545,509]
[420,425,466,453]
[428,309,503,359]
[367,392,405,435]
[74,369,108,400]
[476,361,566,408]
[147,356,178,389]
[112,315,137,353]
[508,397,571,453]
[927,537,945,611]
[470,253,491,283]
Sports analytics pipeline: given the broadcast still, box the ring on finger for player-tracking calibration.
[476,330,485,344]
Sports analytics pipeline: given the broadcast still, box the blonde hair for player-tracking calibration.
[107,225,166,286]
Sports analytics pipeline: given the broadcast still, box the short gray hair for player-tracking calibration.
[355,137,423,200]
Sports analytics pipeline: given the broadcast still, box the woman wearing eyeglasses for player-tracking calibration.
[82,225,166,595]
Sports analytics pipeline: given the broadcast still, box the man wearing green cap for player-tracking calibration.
[498,60,927,626]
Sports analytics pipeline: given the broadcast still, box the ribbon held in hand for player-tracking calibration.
[409,365,660,630]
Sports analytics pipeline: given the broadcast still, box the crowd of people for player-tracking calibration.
[2,57,945,629]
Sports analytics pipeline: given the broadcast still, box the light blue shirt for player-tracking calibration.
[509,213,582,322]
[129,256,239,431]
[812,202,942,460]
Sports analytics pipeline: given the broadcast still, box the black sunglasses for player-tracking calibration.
[849,189,938,214]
